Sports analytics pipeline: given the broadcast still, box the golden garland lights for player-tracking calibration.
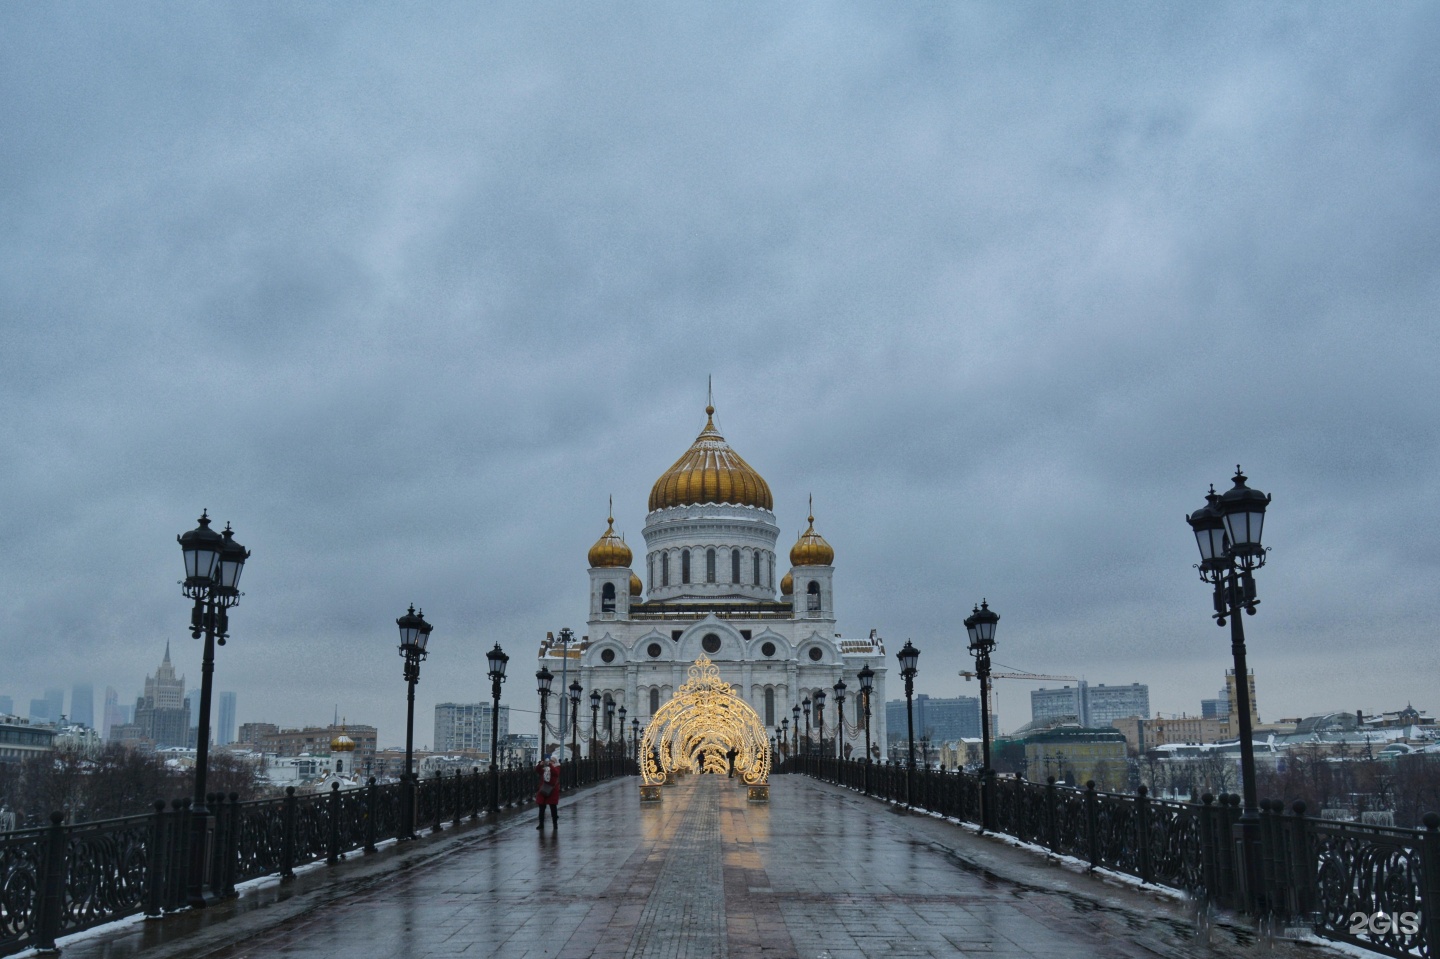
[639,656,771,787]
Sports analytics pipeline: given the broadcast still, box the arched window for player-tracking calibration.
[682,550,691,584]
[601,582,616,613]
[706,548,716,583]
[731,549,740,583]
[753,551,760,585]
[767,554,774,588]
[764,687,775,726]
[807,580,821,611]
[662,552,670,587]
[650,688,660,714]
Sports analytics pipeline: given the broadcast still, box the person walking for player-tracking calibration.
[535,753,561,831]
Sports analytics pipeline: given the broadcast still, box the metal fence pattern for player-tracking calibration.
[786,756,1440,959]
[0,756,633,956]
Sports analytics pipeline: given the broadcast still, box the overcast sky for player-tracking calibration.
[3,4,1437,747]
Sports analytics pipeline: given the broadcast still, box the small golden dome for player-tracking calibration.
[780,571,793,595]
[330,730,355,752]
[588,515,632,568]
[790,513,835,567]
[629,572,643,596]
[649,404,773,512]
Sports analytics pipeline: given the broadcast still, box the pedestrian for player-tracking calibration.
[726,747,737,778]
[535,753,561,831]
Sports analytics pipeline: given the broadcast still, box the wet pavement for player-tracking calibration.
[52,774,1347,959]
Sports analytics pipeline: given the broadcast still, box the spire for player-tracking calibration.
[163,640,171,664]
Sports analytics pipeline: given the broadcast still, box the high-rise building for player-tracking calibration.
[1201,687,1229,720]
[102,687,125,740]
[884,694,984,743]
[1030,681,1149,729]
[434,703,510,754]
[0,695,13,717]
[1223,669,1259,736]
[238,722,279,746]
[130,643,190,748]
[217,692,237,746]
[70,683,94,729]
[29,698,51,722]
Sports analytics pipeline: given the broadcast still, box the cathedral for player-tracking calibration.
[540,402,889,759]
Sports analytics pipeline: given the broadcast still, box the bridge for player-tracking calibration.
[6,759,1425,959]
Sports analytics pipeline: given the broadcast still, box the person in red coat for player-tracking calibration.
[535,754,561,831]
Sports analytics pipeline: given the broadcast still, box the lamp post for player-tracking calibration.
[781,718,790,763]
[791,704,801,759]
[485,643,509,814]
[554,627,574,759]
[814,689,827,763]
[897,640,920,807]
[606,699,617,752]
[395,604,433,842]
[1188,466,1271,912]
[617,705,626,759]
[858,664,874,795]
[802,697,812,760]
[568,680,582,769]
[964,601,998,831]
[832,679,847,760]
[177,512,249,906]
[536,665,554,762]
[589,690,601,758]
[631,717,640,763]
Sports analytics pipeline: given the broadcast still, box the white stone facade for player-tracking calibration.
[544,410,890,760]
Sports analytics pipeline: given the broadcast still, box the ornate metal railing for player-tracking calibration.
[786,757,1440,959]
[0,756,635,957]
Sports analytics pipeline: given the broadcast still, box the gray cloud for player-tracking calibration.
[3,4,1438,743]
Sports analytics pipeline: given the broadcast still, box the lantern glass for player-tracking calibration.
[897,641,920,675]
[486,643,509,681]
[857,665,875,693]
[536,666,554,695]
[569,680,582,707]
[178,512,224,587]
[216,525,248,592]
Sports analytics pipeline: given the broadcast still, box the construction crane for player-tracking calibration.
[959,670,1080,736]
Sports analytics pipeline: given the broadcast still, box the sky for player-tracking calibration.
[2,4,1438,747]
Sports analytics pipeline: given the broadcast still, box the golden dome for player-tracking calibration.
[330,729,355,752]
[629,572,643,596]
[649,405,773,512]
[780,571,793,595]
[790,513,835,566]
[587,515,632,568]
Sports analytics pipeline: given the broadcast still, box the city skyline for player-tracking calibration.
[4,7,1439,746]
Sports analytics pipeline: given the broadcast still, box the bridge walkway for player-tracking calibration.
[52,774,1344,959]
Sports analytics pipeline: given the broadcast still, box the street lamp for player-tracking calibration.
[781,718,790,762]
[177,512,249,906]
[486,643,509,814]
[814,689,827,761]
[589,690,601,758]
[568,680,582,766]
[536,665,554,761]
[897,639,920,807]
[964,600,998,831]
[617,705,627,757]
[1187,466,1271,911]
[395,604,433,841]
[606,699,617,749]
[790,704,801,758]
[631,717,640,763]
[857,663,875,795]
[832,679,847,760]
[802,697,812,758]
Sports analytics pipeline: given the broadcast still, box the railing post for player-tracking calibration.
[471,768,482,821]
[145,800,167,919]
[364,778,378,854]
[327,782,342,865]
[1136,785,1152,884]
[1199,794,1219,908]
[280,787,297,882]
[1287,801,1311,919]
[453,770,464,827]
[207,794,224,896]
[171,798,192,912]
[1084,781,1100,870]
[1045,777,1059,851]
[35,811,67,952]
[1420,812,1440,959]
[432,771,444,833]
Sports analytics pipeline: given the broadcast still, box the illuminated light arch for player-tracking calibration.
[640,656,771,787]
